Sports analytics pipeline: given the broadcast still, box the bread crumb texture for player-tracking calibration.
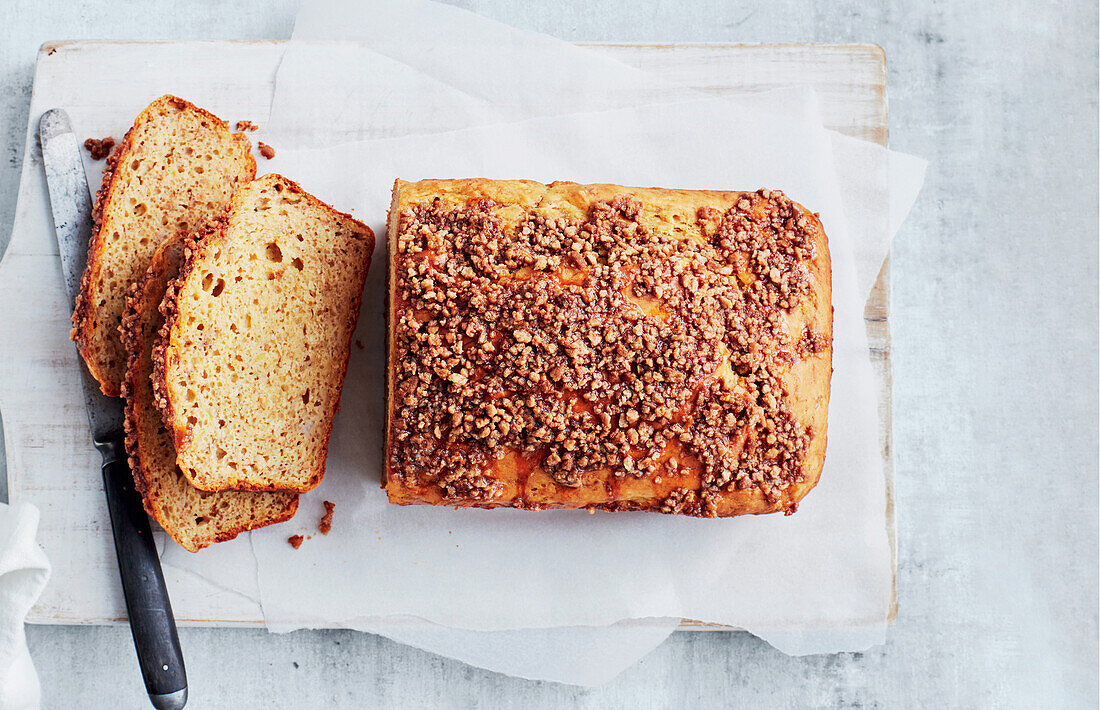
[121,231,297,552]
[385,180,832,518]
[156,174,374,493]
[74,94,255,395]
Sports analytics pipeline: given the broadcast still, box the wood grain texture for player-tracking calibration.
[2,40,892,627]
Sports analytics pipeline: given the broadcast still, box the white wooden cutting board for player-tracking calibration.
[1,40,892,626]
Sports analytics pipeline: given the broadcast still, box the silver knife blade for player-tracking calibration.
[39,109,124,442]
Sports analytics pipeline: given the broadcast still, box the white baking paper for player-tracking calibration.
[267,0,698,145]
[343,617,682,686]
[271,0,927,302]
[167,91,889,640]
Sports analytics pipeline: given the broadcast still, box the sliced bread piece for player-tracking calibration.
[153,175,375,493]
[74,94,256,395]
[122,231,298,552]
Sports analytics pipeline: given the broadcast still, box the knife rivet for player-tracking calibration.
[163,664,169,671]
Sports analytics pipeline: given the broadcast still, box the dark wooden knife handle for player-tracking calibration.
[97,435,188,709]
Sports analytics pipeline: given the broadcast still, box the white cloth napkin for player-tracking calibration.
[0,503,49,710]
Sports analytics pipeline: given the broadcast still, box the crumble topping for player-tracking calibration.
[319,501,335,535]
[389,190,824,513]
[83,136,115,160]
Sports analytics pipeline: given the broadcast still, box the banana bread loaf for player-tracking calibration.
[384,179,832,517]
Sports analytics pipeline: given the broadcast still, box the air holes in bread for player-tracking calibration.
[265,243,282,262]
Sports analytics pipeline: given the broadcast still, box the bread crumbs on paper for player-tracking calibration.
[236,120,258,132]
[319,501,335,535]
[288,534,304,549]
[258,142,275,159]
[83,136,114,160]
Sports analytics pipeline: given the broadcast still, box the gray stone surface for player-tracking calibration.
[2,0,1097,707]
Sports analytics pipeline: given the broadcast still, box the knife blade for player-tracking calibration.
[39,109,188,710]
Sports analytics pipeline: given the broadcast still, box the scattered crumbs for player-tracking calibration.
[355,339,365,350]
[83,136,115,161]
[47,47,56,56]
[319,500,336,535]
[292,662,299,669]
[287,534,304,549]
[258,142,276,159]
[236,120,258,132]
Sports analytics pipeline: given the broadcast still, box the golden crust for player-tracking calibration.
[72,127,130,394]
[385,179,831,517]
[72,94,255,396]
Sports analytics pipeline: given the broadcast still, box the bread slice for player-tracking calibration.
[122,231,298,552]
[153,175,375,493]
[74,94,256,396]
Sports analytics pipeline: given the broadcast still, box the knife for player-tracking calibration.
[39,109,188,710]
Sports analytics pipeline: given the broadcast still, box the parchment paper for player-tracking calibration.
[252,93,889,629]
[163,96,910,675]
[269,0,926,298]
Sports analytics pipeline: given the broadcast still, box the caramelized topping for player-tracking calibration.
[84,136,115,161]
[390,190,826,513]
